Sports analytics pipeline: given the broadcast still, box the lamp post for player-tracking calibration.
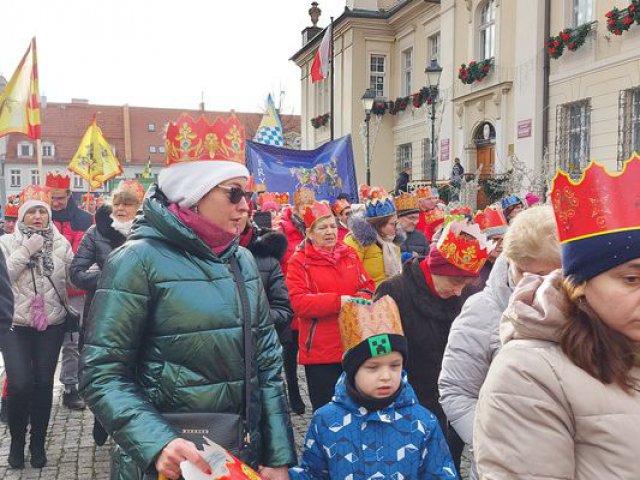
[425,58,443,188]
[361,88,376,185]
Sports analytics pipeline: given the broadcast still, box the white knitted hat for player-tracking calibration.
[158,160,250,208]
[18,200,52,222]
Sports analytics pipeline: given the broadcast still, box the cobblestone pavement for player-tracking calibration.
[0,363,469,479]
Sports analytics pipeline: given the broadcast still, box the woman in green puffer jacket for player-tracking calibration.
[80,115,296,480]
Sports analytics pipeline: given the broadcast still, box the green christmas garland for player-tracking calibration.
[546,23,592,59]
[370,86,436,117]
[606,1,640,35]
[458,58,494,85]
[310,113,330,129]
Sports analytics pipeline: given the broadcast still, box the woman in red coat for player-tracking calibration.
[286,201,375,412]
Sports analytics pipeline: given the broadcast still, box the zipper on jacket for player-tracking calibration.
[305,318,318,353]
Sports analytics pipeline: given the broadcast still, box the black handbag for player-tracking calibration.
[47,276,81,333]
[158,256,253,457]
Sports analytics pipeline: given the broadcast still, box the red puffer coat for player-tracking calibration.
[286,241,375,365]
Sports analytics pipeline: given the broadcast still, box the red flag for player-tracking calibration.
[0,38,41,139]
[311,25,332,83]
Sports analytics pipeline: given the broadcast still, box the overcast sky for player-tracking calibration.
[0,0,345,115]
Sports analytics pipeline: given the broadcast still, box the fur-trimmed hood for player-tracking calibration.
[247,228,289,262]
[94,205,126,247]
[348,213,406,247]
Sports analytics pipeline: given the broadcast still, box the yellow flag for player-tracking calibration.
[68,117,123,190]
[0,37,41,139]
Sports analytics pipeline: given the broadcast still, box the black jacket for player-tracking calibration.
[0,249,14,345]
[394,171,410,195]
[70,205,126,320]
[246,227,294,345]
[401,229,430,260]
[375,259,465,430]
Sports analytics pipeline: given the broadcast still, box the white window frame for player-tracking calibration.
[572,0,593,26]
[41,142,55,158]
[369,54,386,99]
[428,33,441,66]
[478,0,496,61]
[147,123,156,132]
[17,142,33,158]
[72,174,85,190]
[402,48,413,97]
[631,88,640,155]
[158,145,166,154]
[149,145,157,154]
[564,100,591,174]
[30,169,40,185]
[396,143,413,177]
[10,169,21,188]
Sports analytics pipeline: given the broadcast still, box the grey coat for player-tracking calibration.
[438,256,513,468]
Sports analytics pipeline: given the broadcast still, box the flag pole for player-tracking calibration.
[37,138,44,184]
[329,16,335,141]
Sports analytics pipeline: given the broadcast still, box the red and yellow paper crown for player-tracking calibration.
[19,185,52,206]
[3,195,20,219]
[294,187,316,206]
[423,207,445,225]
[393,192,419,212]
[551,155,640,244]
[359,184,372,201]
[338,296,404,353]
[45,170,70,190]
[449,206,472,216]
[436,220,494,275]
[303,200,333,228]
[114,179,145,203]
[473,206,508,236]
[332,198,351,216]
[164,114,246,167]
[274,192,290,205]
[414,186,439,199]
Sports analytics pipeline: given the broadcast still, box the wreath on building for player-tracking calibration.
[606,1,640,35]
[546,23,593,59]
[458,58,494,85]
[311,113,330,129]
[370,86,437,117]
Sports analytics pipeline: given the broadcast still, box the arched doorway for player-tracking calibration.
[474,121,496,208]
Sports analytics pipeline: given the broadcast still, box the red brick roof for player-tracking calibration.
[5,101,300,167]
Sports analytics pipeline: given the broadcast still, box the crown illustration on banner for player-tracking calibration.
[436,220,495,274]
[551,155,640,244]
[394,192,420,212]
[294,187,316,206]
[333,198,351,216]
[45,170,70,190]
[114,179,145,203]
[414,186,439,199]
[164,113,246,166]
[364,187,396,219]
[3,195,20,218]
[338,295,404,354]
[473,206,508,237]
[19,185,52,206]
[303,200,333,228]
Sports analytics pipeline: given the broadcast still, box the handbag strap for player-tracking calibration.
[228,255,252,443]
[45,275,69,314]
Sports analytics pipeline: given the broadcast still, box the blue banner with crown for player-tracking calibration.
[246,135,358,203]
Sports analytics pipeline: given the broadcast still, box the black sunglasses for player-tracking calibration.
[217,185,253,204]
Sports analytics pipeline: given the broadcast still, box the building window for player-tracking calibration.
[573,0,593,26]
[396,143,412,177]
[618,87,640,168]
[30,169,40,185]
[370,55,386,98]
[17,142,33,158]
[479,0,496,61]
[41,142,55,158]
[73,174,85,190]
[556,99,591,176]
[314,78,330,116]
[428,33,440,65]
[149,146,157,154]
[147,123,156,132]
[402,48,413,96]
[158,145,166,154]
[10,169,21,188]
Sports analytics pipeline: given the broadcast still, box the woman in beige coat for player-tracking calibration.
[474,162,640,479]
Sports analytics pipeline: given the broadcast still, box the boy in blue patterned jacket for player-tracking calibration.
[289,296,458,480]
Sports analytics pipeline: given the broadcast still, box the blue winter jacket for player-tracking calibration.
[290,372,458,480]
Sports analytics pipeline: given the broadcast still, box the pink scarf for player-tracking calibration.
[168,203,237,255]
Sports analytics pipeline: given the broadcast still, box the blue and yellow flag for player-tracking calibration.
[254,94,285,146]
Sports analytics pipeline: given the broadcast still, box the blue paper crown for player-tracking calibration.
[501,194,523,210]
[366,197,397,218]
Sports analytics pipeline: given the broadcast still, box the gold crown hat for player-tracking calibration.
[338,296,404,354]
[394,192,420,216]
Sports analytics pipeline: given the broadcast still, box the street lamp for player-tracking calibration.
[361,88,376,186]
[425,58,443,188]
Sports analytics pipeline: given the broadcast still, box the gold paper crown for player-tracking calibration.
[293,187,316,206]
[338,296,404,353]
[3,195,20,218]
[19,185,52,206]
[436,220,494,274]
[393,192,419,212]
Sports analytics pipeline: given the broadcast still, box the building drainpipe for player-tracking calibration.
[542,0,551,199]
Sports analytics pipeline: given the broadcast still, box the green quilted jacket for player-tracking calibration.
[80,186,296,479]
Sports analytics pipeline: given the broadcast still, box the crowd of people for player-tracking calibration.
[0,112,638,480]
